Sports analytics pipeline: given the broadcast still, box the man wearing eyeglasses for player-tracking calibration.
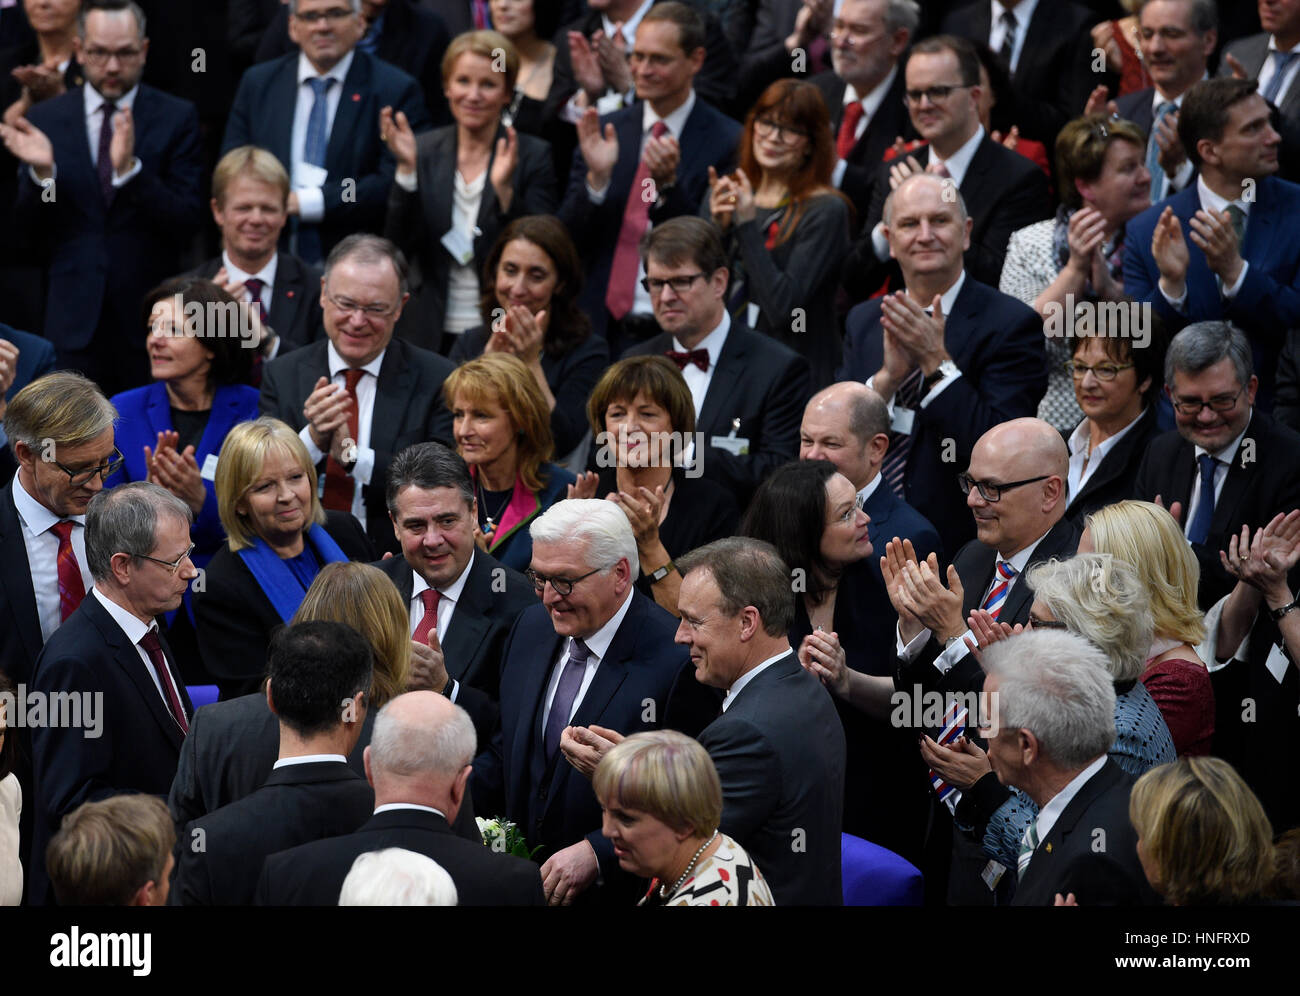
[1135,321,1300,610]
[260,234,456,556]
[470,498,718,906]
[0,0,203,396]
[28,481,197,905]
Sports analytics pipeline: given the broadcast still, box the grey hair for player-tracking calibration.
[983,630,1117,768]
[1024,554,1153,682]
[1164,321,1252,391]
[85,482,194,583]
[530,499,641,582]
[369,696,477,779]
[385,443,474,515]
[338,849,458,906]
[883,0,922,34]
[847,385,890,442]
[883,172,969,226]
[1138,0,1217,34]
[291,0,362,14]
[325,233,410,297]
[78,0,146,39]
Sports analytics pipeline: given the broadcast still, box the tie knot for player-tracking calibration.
[420,588,441,612]
[665,348,709,372]
[243,277,264,296]
[102,99,116,116]
[50,520,75,543]
[651,121,668,139]
[1001,9,1018,28]
[1157,101,1176,117]
[309,76,337,97]
[1199,453,1220,474]
[996,560,1017,581]
[139,629,162,654]
[343,368,364,391]
[569,637,591,663]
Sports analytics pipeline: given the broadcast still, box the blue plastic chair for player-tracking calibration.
[841,833,924,906]
[186,685,220,711]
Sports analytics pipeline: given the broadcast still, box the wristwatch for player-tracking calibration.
[647,561,676,584]
[922,360,958,391]
[1270,597,1300,622]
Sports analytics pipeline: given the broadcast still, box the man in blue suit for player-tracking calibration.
[838,173,1046,556]
[470,498,717,906]
[1123,76,1300,410]
[558,2,740,350]
[0,0,203,396]
[222,0,431,264]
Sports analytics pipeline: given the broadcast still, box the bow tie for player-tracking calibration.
[664,348,709,372]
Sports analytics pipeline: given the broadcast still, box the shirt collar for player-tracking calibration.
[11,473,83,536]
[1270,34,1299,55]
[642,88,695,139]
[326,339,385,380]
[373,802,447,818]
[1001,524,1053,574]
[91,586,154,644]
[273,754,348,769]
[844,63,899,119]
[1067,407,1145,457]
[931,125,984,184]
[857,473,883,505]
[994,0,1037,25]
[723,650,788,711]
[298,48,354,87]
[1194,411,1252,463]
[604,0,653,46]
[222,250,279,291]
[1035,754,1108,844]
[576,586,636,664]
[84,81,138,117]
[1197,173,1251,218]
[673,309,730,369]
[1153,72,1208,109]
[412,549,476,602]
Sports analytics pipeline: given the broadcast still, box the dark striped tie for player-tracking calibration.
[881,368,923,498]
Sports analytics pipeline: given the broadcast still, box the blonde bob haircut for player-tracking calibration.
[212,145,290,207]
[216,416,325,551]
[441,30,519,94]
[443,353,554,492]
[1086,500,1206,646]
[292,562,412,707]
[1129,757,1275,906]
[593,730,722,837]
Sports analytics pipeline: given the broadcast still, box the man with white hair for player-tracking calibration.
[338,848,458,906]
[470,498,718,906]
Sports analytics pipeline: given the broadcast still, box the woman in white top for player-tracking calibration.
[0,672,22,906]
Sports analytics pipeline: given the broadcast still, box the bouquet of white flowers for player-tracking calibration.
[476,816,544,860]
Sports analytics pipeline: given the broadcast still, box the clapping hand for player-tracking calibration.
[798,629,849,698]
[380,105,417,173]
[881,538,925,643]
[609,485,666,547]
[880,291,948,369]
[1151,207,1190,296]
[0,116,54,177]
[108,105,135,177]
[892,550,966,645]
[490,125,520,212]
[963,608,1023,663]
[707,165,739,228]
[302,376,353,451]
[560,724,625,779]
[486,304,547,364]
[918,734,991,791]
[145,430,206,515]
[577,106,618,188]
[566,471,600,500]
[1065,207,1108,277]
[1189,208,1244,285]
[592,28,632,94]
[1220,510,1300,607]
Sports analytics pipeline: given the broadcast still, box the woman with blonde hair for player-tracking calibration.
[594,730,773,907]
[194,417,373,698]
[1130,757,1276,906]
[444,352,574,570]
[1083,500,1213,755]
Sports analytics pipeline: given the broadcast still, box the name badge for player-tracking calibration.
[711,435,750,456]
[200,454,219,481]
[746,302,760,328]
[890,405,915,436]
[981,860,1006,891]
[440,226,475,266]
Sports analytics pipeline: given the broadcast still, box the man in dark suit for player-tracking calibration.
[1135,321,1300,610]
[733,0,832,109]
[839,174,1047,555]
[471,498,716,905]
[377,442,536,743]
[1123,78,1300,408]
[1219,0,1300,181]
[187,146,325,358]
[843,34,1053,297]
[812,0,917,228]
[257,689,545,905]
[171,621,375,906]
[0,324,58,480]
[940,0,1095,148]
[0,0,203,395]
[222,0,431,264]
[558,3,741,347]
[29,482,196,905]
[259,234,456,556]
[976,630,1155,906]
[622,217,809,506]
[676,538,846,905]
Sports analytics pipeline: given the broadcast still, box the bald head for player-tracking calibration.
[800,382,891,490]
[965,418,1068,556]
[978,418,1069,480]
[364,691,476,817]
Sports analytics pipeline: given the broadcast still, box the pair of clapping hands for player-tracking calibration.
[567,473,668,547]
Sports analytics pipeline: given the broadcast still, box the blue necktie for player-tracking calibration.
[1147,101,1176,202]
[1263,50,1299,103]
[299,77,336,264]
[1187,453,1219,546]
[544,638,591,761]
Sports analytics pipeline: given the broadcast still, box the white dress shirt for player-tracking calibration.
[832,64,899,188]
[299,341,383,522]
[675,309,730,416]
[273,754,347,769]
[222,249,279,317]
[1149,85,1199,196]
[12,475,93,642]
[291,49,355,223]
[91,587,184,714]
[541,587,636,732]
[1032,754,1107,851]
[445,170,487,334]
[856,472,883,507]
[373,802,447,818]
[409,550,477,703]
[722,650,789,712]
[1258,37,1300,106]
[32,83,144,188]
[989,0,1039,75]
[1066,408,1144,500]
[1182,415,1251,542]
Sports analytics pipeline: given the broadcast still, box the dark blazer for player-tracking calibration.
[258,337,457,551]
[838,277,1048,555]
[0,323,56,400]
[451,325,610,458]
[29,593,193,905]
[0,476,69,689]
[173,760,374,906]
[16,84,203,356]
[1133,411,1300,610]
[1012,759,1154,906]
[257,806,545,905]
[845,134,1053,297]
[697,652,846,906]
[558,98,741,341]
[1123,177,1300,408]
[1063,405,1162,524]
[192,510,375,700]
[188,252,325,355]
[1277,328,1300,435]
[385,124,557,349]
[222,49,431,257]
[940,0,1095,147]
[470,592,719,893]
[623,322,809,506]
[1222,33,1300,182]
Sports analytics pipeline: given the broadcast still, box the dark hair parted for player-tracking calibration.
[141,277,256,387]
[1177,77,1260,172]
[640,215,728,276]
[908,34,981,88]
[677,537,794,636]
[267,620,374,737]
[386,442,475,514]
[641,1,706,55]
[740,459,841,604]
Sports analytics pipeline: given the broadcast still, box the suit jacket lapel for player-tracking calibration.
[268,253,314,334]
[0,481,43,666]
[270,58,297,169]
[1174,189,1221,315]
[372,341,411,457]
[441,556,490,683]
[424,129,457,235]
[1240,177,1278,264]
[326,52,370,177]
[962,546,997,618]
[1021,760,1118,894]
[697,327,746,438]
[1069,408,1155,510]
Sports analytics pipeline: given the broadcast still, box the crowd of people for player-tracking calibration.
[0,0,1299,908]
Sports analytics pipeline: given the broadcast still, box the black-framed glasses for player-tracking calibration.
[292,7,356,24]
[957,472,1049,502]
[829,492,867,525]
[81,46,144,65]
[1167,383,1247,416]
[53,447,124,487]
[131,542,196,577]
[1064,360,1134,381]
[526,567,601,596]
[641,272,705,296]
[754,118,809,143]
[903,84,970,106]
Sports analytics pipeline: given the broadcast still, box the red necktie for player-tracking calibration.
[138,629,189,733]
[322,368,364,511]
[50,520,86,622]
[411,588,441,647]
[472,0,491,30]
[664,348,709,372]
[243,276,270,325]
[836,101,865,160]
[606,121,668,320]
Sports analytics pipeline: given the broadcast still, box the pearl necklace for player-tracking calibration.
[659,830,719,900]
